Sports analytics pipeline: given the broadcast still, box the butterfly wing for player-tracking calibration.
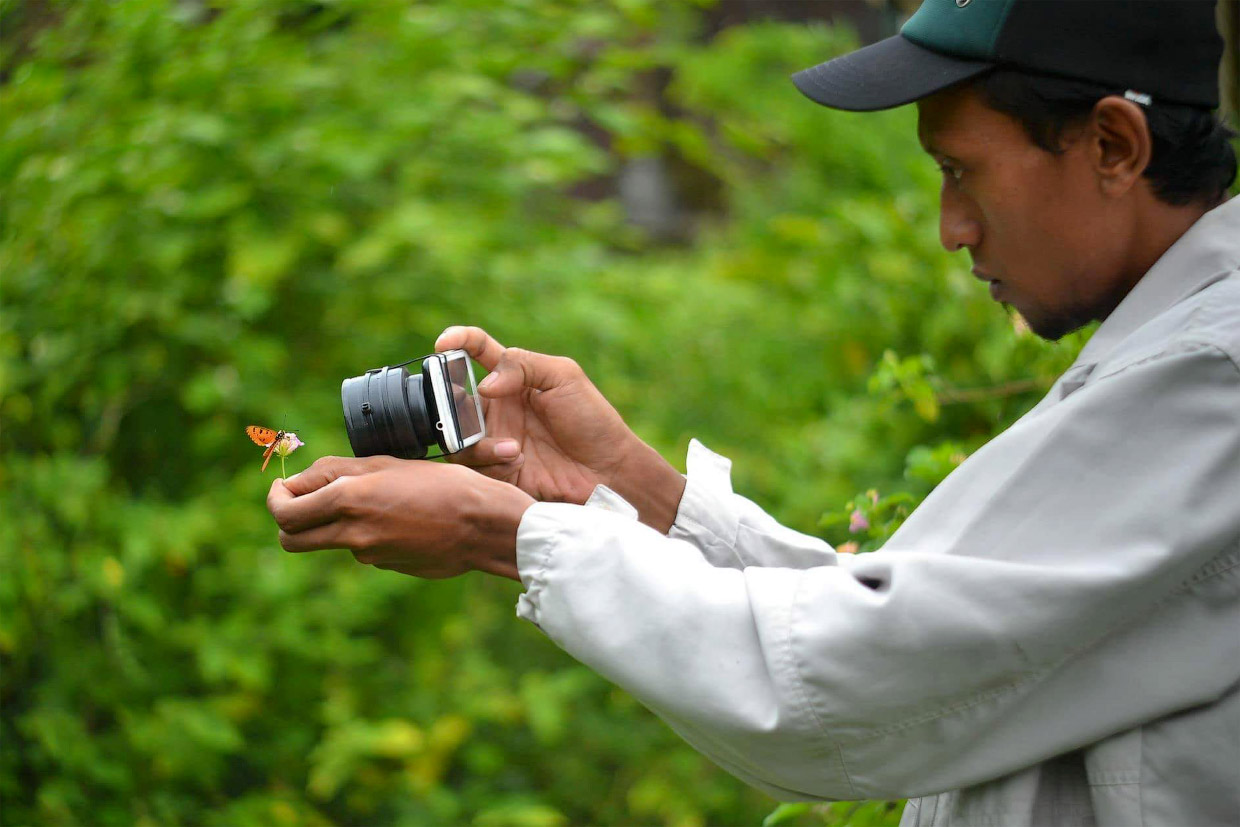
[248,425,282,471]
[246,425,278,447]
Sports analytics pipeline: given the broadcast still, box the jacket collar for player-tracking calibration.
[1030,197,1240,408]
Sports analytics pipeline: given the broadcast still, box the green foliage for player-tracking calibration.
[2,1,1085,824]
[764,800,905,827]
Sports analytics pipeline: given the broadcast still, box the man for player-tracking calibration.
[268,1,1239,824]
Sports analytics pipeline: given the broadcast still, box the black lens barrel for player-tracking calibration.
[341,364,439,459]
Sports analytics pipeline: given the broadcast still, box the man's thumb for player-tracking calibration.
[283,455,391,496]
[477,347,578,396]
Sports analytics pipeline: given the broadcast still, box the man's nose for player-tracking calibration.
[939,185,981,252]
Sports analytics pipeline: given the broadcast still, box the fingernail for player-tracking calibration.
[285,473,300,484]
[478,374,497,390]
[495,440,520,458]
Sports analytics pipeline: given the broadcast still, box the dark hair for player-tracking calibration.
[975,69,1237,207]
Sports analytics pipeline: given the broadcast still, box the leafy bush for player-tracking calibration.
[2,2,1091,824]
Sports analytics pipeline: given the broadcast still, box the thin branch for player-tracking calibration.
[936,377,1050,405]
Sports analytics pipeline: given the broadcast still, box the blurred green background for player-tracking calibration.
[1,1,1235,825]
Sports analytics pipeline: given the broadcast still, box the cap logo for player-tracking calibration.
[955,0,970,7]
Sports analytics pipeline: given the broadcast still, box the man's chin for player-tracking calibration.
[1007,304,1090,342]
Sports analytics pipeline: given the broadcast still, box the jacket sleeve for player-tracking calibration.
[666,439,838,569]
[513,342,1240,801]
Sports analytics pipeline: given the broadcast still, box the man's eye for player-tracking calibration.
[937,164,963,183]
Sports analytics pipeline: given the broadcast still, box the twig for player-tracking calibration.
[936,377,1050,405]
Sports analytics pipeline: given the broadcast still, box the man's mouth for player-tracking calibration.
[972,267,1003,301]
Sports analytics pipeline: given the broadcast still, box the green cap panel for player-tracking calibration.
[900,0,1018,60]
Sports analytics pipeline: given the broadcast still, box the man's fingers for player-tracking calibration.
[268,476,350,534]
[278,520,352,553]
[480,348,580,397]
[267,477,294,514]
[436,327,585,398]
[436,326,506,371]
[284,455,395,496]
[448,437,523,468]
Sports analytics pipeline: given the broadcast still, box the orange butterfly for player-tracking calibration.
[246,425,289,472]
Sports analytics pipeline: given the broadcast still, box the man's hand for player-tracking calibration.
[435,326,686,532]
[267,455,534,581]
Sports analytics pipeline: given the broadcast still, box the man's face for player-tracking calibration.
[917,85,1133,339]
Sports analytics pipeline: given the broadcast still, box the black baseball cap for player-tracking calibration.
[792,0,1223,112]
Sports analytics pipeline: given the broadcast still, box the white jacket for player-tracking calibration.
[514,197,1240,827]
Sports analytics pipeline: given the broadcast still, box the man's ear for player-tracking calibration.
[1088,96,1153,198]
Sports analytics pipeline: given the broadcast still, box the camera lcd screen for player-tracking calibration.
[446,356,483,440]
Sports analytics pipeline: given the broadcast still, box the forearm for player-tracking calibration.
[463,475,535,582]
[608,440,687,534]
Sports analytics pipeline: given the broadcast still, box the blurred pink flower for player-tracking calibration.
[274,432,304,457]
[849,509,869,533]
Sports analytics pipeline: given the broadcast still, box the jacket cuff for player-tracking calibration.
[515,490,642,627]
[514,502,564,628]
[669,439,743,566]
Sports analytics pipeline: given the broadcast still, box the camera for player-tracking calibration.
[341,349,486,459]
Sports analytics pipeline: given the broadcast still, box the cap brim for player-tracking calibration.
[792,34,993,112]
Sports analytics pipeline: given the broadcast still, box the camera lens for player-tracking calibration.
[341,364,440,459]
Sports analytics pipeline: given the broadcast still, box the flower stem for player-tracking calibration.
[281,453,286,479]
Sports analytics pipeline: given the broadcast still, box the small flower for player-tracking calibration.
[837,541,859,555]
[866,489,879,505]
[848,509,870,533]
[273,432,304,457]
[272,431,305,479]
